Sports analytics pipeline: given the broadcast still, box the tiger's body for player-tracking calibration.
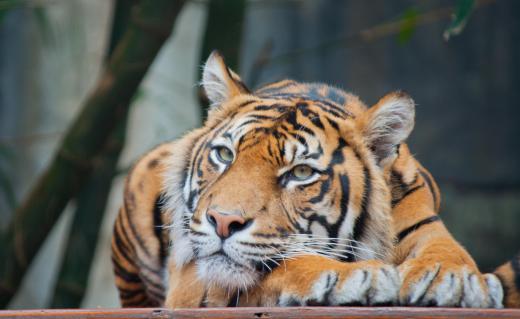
[111,51,518,308]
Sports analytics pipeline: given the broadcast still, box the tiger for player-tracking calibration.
[111,51,518,309]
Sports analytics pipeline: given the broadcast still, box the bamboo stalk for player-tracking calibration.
[49,0,133,308]
[0,0,185,308]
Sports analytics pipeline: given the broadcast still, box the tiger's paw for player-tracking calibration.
[398,260,503,308]
[274,263,400,307]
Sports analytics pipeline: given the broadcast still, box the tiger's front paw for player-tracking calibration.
[399,260,503,308]
[259,258,400,307]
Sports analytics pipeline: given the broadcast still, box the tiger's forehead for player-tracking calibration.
[211,94,361,168]
[254,80,367,116]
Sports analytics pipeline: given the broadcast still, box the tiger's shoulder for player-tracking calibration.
[111,142,174,306]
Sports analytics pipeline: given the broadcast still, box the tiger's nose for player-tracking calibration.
[206,210,248,238]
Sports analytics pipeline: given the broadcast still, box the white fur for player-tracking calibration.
[370,265,400,305]
[201,52,231,107]
[484,274,504,308]
[162,132,205,268]
[430,273,463,306]
[406,263,440,304]
[196,255,259,291]
[310,272,339,302]
[331,269,373,305]
[277,265,400,306]
[365,94,415,161]
[401,264,504,308]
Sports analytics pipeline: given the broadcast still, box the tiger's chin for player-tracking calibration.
[196,253,260,290]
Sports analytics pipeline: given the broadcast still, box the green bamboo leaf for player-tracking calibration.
[444,0,475,41]
[398,8,418,45]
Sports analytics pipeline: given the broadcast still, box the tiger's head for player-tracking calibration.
[164,52,415,290]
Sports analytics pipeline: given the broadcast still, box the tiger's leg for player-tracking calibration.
[163,256,399,307]
[164,261,231,308]
[233,255,399,307]
[390,147,503,308]
[494,253,520,308]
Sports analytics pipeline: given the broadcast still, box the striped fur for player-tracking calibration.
[111,51,516,308]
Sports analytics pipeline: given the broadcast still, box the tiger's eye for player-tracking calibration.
[292,165,314,180]
[216,146,234,163]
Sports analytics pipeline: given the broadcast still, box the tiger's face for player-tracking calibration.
[164,52,415,290]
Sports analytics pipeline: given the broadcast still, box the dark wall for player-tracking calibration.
[240,0,520,271]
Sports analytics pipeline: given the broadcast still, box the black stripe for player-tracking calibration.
[391,183,425,208]
[253,104,271,111]
[118,286,145,299]
[314,101,345,119]
[397,215,441,242]
[188,135,208,190]
[330,138,347,165]
[114,216,134,253]
[124,293,149,307]
[112,257,142,283]
[237,118,261,129]
[334,173,354,262]
[293,122,316,137]
[308,176,331,203]
[330,174,350,239]
[116,214,164,278]
[142,282,165,301]
[153,194,167,268]
[199,289,208,307]
[256,80,297,94]
[189,228,208,237]
[113,220,137,267]
[288,132,307,148]
[124,195,151,258]
[353,167,371,242]
[419,169,438,210]
[227,292,239,307]
[251,114,277,120]
[238,99,257,108]
[327,117,339,131]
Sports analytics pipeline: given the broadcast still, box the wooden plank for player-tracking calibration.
[1,307,520,319]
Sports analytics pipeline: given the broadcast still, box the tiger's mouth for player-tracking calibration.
[195,252,262,289]
[202,248,279,276]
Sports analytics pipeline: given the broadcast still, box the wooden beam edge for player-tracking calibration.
[1,307,520,319]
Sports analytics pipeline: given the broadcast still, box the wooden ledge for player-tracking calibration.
[1,307,520,319]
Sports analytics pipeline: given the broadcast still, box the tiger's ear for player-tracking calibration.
[202,51,250,107]
[362,91,415,165]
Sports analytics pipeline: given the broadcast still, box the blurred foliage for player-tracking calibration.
[0,0,20,24]
[398,8,418,44]
[0,1,53,45]
[444,0,475,41]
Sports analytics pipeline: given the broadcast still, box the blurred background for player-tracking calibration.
[0,0,518,310]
